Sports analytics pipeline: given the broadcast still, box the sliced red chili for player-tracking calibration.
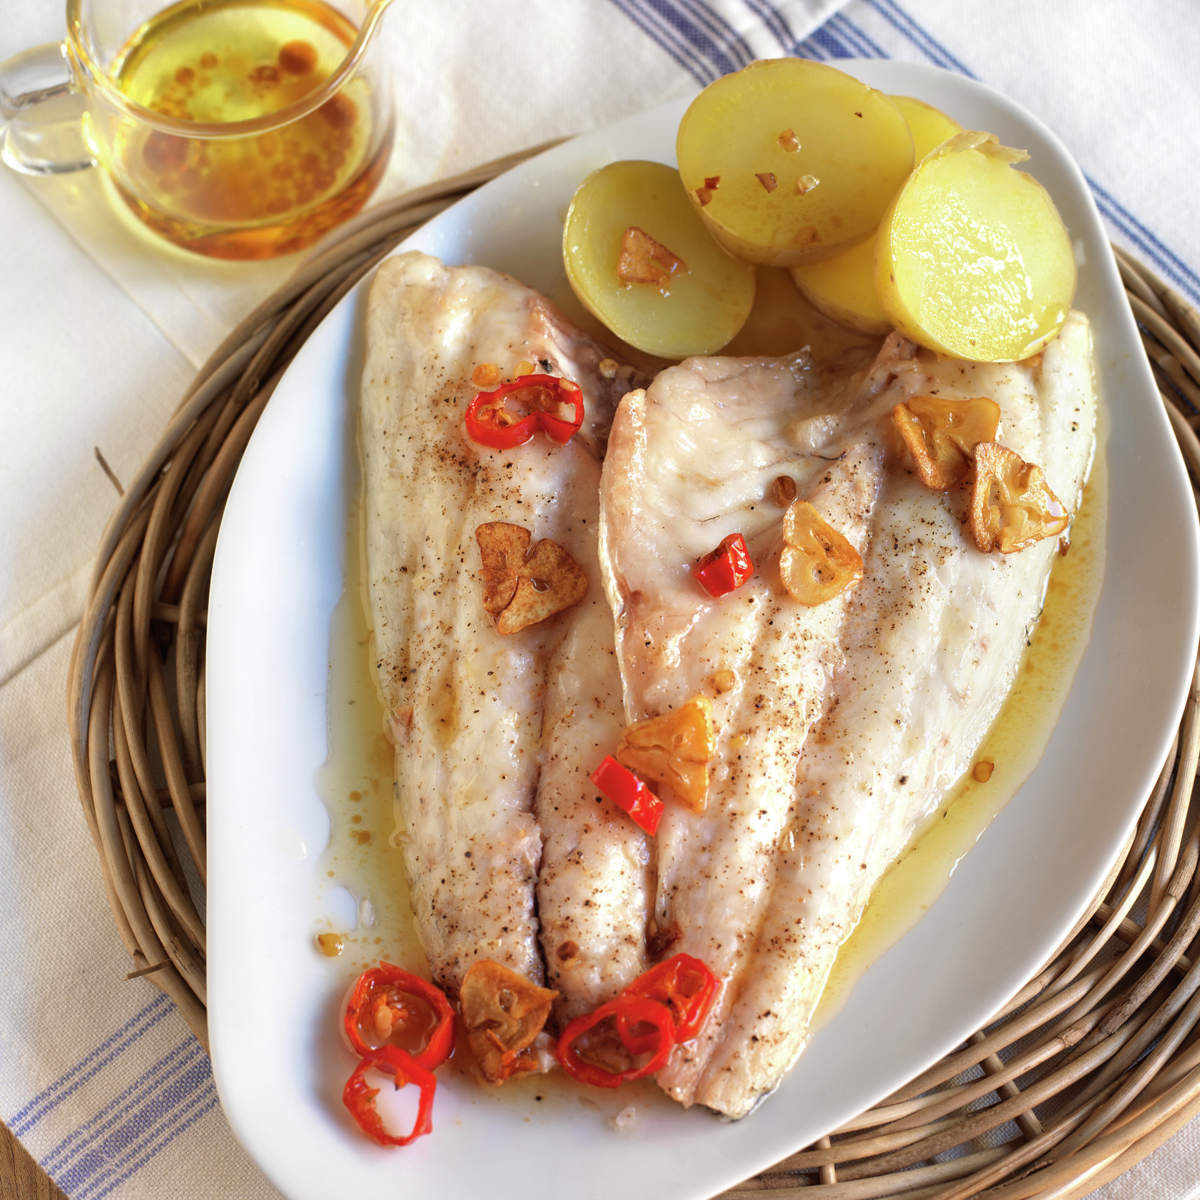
[692,532,754,598]
[463,395,538,449]
[619,954,719,1043]
[342,1046,436,1148]
[343,963,455,1070]
[556,995,676,1088]
[537,379,586,444]
[464,374,584,450]
[590,755,664,835]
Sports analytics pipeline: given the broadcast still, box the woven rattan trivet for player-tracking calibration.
[66,150,1200,1198]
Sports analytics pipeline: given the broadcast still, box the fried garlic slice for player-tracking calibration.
[780,501,864,605]
[476,521,528,615]
[475,522,588,634]
[892,394,1001,489]
[615,695,716,813]
[460,960,558,1084]
[617,226,687,291]
[969,442,1069,553]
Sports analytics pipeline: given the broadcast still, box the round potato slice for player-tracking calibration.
[876,133,1076,361]
[888,94,962,160]
[562,159,755,358]
[790,95,962,335]
[789,234,891,335]
[675,59,914,266]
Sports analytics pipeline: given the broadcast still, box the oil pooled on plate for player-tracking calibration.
[314,499,427,979]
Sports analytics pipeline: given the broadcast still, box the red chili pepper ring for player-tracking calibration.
[620,953,719,1042]
[464,374,585,450]
[342,1046,437,1148]
[342,963,455,1070]
[556,995,677,1088]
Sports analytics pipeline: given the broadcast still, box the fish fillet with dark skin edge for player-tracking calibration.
[358,251,647,1005]
[600,314,1097,1117]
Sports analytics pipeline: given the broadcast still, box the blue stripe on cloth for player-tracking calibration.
[792,34,827,60]
[604,0,714,83]
[51,1050,216,1200]
[830,11,887,57]
[864,0,977,76]
[743,0,882,60]
[78,1075,219,1200]
[1087,175,1200,303]
[41,1040,200,1173]
[741,0,796,50]
[663,0,756,69]
[805,22,858,58]
[7,995,173,1136]
[87,1089,222,1200]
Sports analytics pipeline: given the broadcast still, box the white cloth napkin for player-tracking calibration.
[1,1,1198,1198]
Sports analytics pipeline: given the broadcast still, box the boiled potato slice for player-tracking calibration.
[790,95,961,335]
[789,234,891,335]
[876,133,1076,361]
[562,159,755,358]
[676,59,913,266]
[888,94,962,160]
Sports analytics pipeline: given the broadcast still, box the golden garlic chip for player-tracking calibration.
[475,522,588,634]
[969,442,1069,553]
[892,394,1001,489]
[617,226,687,291]
[460,960,558,1085]
[616,695,716,813]
[780,501,864,605]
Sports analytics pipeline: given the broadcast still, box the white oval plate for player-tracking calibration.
[206,60,1200,1200]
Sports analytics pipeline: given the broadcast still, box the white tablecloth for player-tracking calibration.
[1,1,1198,1197]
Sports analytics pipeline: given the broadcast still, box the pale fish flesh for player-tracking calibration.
[600,314,1097,1116]
[359,251,648,1005]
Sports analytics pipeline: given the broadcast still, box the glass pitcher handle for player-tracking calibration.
[0,42,94,175]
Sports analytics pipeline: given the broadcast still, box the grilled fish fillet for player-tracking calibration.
[600,314,1097,1116]
[599,350,885,1102]
[537,580,653,1016]
[359,251,646,1001]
